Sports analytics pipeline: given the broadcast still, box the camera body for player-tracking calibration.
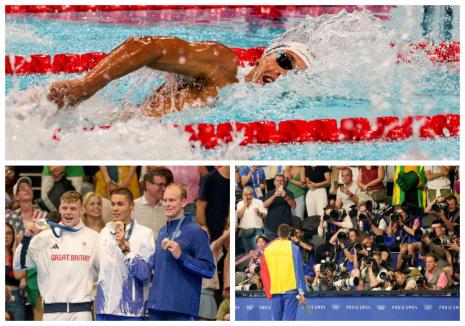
[323,209,346,223]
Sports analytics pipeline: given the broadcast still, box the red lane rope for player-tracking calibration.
[6,5,395,17]
[52,114,459,148]
[5,42,460,75]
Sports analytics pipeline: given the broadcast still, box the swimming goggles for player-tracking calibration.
[275,51,294,70]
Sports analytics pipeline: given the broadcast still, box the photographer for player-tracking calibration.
[311,262,336,291]
[318,205,353,242]
[290,226,316,285]
[425,195,459,233]
[421,254,449,290]
[356,202,387,237]
[365,254,394,291]
[358,233,391,268]
[392,270,418,290]
[443,228,460,287]
[394,203,422,270]
[329,229,357,273]
[419,223,451,269]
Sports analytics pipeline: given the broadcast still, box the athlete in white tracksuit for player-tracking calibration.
[95,219,154,318]
[94,188,155,321]
[13,220,99,321]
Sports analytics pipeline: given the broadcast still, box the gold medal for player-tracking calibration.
[161,238,170,250]
[113,221,125,232]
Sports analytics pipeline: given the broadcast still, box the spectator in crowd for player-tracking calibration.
[197,166,230,242]
[6,177,48,321]
[425,166,452,204]
[357,166,386,203]
[95,166,140,199]
[129,183,215,320]
[133,168,173,240]
[392,166,427,208]
[81,192,105,233]
[335,168,360,211]
[5,223,26,321]
[284,166,306,220]
[6,177,48,235]
[95,188,154,321]
[236,186,267,254]
[235,167,243,202]
[166,166,206,221]
[421,254,449,290]
[239,166,266,200]
[13,191,99,321]
[305,166,331,218]
[41,166,84,201]
[263,166,284,192]
[263,174,296,241]
[5,166,16,210]
[243,234,268,288]
[260,224,306,321]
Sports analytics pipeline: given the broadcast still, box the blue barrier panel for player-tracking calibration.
[236,296,459,320]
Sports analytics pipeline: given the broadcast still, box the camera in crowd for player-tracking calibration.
[431,202,448,214]
[289,227,314,244]
[331,276,359,288]
[235,281,258,291]
[323,209,346,223]
[415,225,451,246]
[337,230,348,242]
[317,255,359,290]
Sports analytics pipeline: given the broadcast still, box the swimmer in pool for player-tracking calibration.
[47,37,314,117]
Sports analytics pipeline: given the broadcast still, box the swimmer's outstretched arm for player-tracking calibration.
[48,36,238,108]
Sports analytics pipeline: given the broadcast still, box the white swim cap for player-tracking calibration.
[264,42,316,68]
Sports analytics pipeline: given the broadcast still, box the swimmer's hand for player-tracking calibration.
[47,79,91,109]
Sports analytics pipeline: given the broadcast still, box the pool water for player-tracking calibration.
[5,6,460,160]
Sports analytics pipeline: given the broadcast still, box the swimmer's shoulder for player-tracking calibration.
[197,41,239,84]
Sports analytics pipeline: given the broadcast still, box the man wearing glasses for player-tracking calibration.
[133,167,173,240]
[47,37,314,117]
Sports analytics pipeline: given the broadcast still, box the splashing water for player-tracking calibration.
[5,9,459,159]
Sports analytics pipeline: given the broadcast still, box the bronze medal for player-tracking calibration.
[161,238,170,250]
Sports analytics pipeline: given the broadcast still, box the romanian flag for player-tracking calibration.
[260,239,306,299]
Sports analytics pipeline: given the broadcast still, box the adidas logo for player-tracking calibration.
[51,244,59,250]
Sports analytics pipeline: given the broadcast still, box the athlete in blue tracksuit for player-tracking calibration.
[129,183,215,320]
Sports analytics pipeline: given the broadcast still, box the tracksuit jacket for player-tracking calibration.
[129,216,215,317]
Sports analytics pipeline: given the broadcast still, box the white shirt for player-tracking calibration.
[336,181,360,211]
[133,194,166,241]
[236,198,267,229]
[13,221,99,304]
[425,166,451,190]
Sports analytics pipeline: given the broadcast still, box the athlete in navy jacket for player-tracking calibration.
[129,183,215,320]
